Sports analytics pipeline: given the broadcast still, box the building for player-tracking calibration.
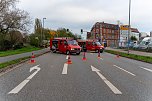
[87,32,91,39]
[89,22,119,47]
[119,25,140,47]
[150,31,152,37]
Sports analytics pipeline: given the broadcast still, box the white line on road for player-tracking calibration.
[100,58,103,60]
[8,79,30,94]
[140,66,152,72]
[90,53,93,55]
[8,65,40,94]
[113,65,136,76]
[66,55,69,59]
[91,66,122,94]
[62,63,68,74]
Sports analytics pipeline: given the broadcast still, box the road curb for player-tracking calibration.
[0,50,51,74]
[105,50,152,64]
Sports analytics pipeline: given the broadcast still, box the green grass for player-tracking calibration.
[0,57,30,69]
[0,45,41,57]
[105,50,152,64]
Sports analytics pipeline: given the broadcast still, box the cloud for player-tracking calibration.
[17,0,152,34]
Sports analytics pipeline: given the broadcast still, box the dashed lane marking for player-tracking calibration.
[62,63,68,74]
[139,66,152,73]
[113,65,136,76]
[66,55,68,59]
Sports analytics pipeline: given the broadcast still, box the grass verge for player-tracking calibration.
[0,56,30,70]
[105,50,152,64]
[0,45,41,57]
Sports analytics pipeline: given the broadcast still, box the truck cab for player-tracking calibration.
[50,38,81,55]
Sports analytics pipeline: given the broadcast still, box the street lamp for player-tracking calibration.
[128,0,131,54]
[42,17,46,41]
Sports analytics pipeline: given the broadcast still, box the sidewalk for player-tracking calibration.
[0,48,50,63]
[106,47,152,57]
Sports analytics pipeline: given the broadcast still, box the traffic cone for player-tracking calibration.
[98,50,100,58]
[30,52,35,63]
[116,54,120,58]
[66,54,72,64]
[82,52,87,61]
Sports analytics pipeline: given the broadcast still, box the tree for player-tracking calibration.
[130,36,137,41]
[0,0,31,50]
[34,18,42,40]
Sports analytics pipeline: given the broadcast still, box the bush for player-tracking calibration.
[13,43,24,50]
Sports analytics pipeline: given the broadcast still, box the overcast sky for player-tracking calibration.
[17,0,152,35]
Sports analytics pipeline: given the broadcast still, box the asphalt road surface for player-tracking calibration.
[0,51,152,101]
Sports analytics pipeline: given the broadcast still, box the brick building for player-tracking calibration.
[88,22,119,47]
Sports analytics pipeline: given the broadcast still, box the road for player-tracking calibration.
[0,51,152,101]
[0,48,50,63]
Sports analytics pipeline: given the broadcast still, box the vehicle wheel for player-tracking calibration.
[52,49,56,53]
[100,49,103,53]
[84,49,87,52]
[96,49,99,53]
[76,52,80,55]
[66,50,70,55]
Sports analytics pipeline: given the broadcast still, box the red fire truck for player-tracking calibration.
[77,40,104,53]
[50,38,81,55]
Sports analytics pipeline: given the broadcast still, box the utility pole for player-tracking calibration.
[42,18,46,41]
[128,0,131,54]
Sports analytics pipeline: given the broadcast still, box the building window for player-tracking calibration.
[103,29,106,33]
[112,30,114,33]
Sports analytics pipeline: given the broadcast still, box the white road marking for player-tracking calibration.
[8,79,30,94]
[113,65,136,76]
[90,53,93,55]
[100,58,103,60]
[140,66,152,72]
[66,55,69,59]
[8,65,40,94]
[62,63,68,74]
[91,65,122,94]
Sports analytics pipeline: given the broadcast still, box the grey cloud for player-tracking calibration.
[17,0,152,34]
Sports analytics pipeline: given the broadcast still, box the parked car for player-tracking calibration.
[133,44,139,49]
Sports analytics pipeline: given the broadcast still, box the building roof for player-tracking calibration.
[131,28,139,33]
[91,22,119,31]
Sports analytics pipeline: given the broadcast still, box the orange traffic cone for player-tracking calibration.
[98,50,100,58]
[30,53,35,63]
[116,54,120,58]
[66,55,72,64]
[82,52,87,61]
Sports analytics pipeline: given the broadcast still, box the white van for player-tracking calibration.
[139,37,152,50]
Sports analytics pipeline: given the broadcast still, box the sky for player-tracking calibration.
[17,0,152,36]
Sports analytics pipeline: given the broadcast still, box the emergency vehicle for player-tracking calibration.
[77,40,104,53]
[50,38,81,55]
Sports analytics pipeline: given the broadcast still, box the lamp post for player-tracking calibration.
[42,18,46,41]
[128,0,131,54]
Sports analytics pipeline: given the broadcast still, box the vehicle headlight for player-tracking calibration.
[71,48,74,50]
